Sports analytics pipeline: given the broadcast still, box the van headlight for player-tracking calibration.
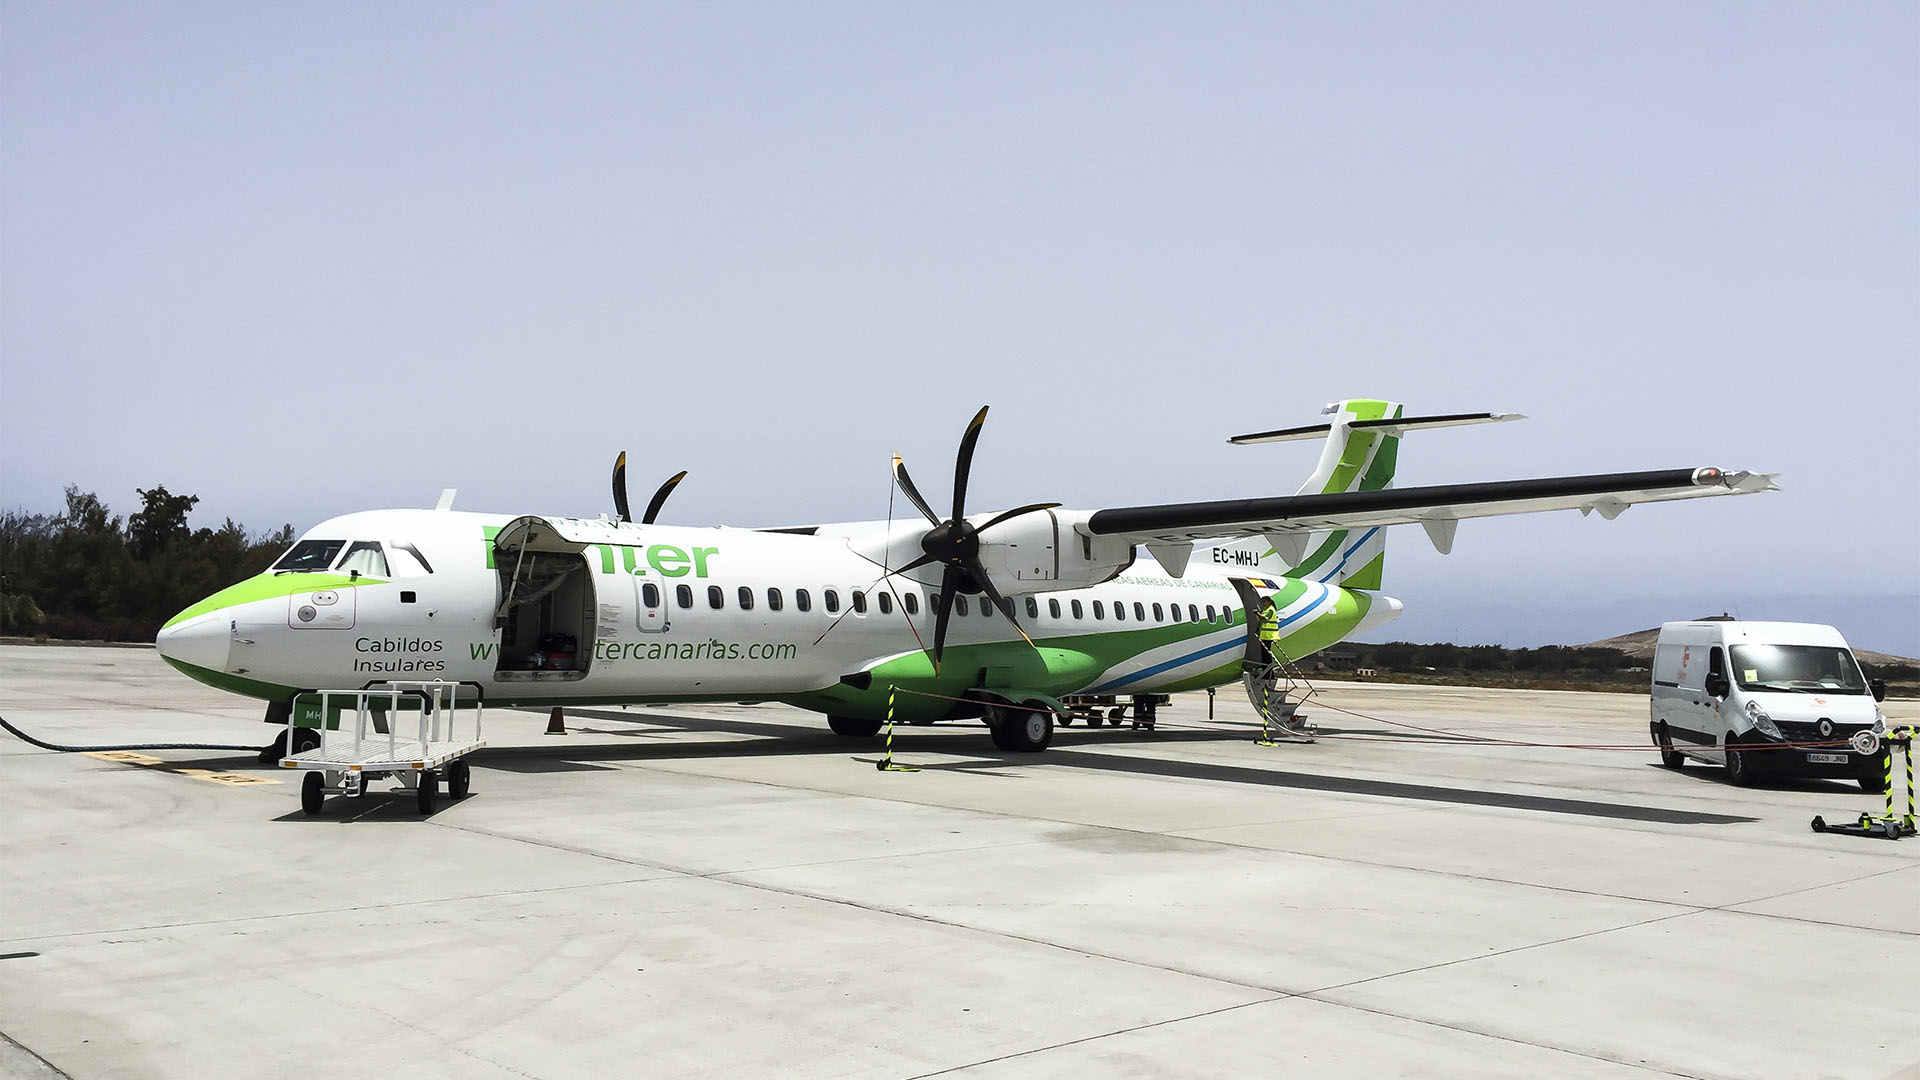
[1872,712,1886,735]
[1745,700,1782,739]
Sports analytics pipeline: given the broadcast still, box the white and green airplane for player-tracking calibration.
[155,399,1776,754]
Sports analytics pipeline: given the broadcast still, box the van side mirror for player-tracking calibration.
[1704,673,1730,698]
[1870,678,1887,702]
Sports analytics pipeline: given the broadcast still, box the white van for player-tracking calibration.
[1648,620,1890,789]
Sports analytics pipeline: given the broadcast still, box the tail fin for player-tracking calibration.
[1212,398,1404,588]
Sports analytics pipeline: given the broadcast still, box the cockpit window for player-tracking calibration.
[391,541,433,574]
[336,541,390,579]
[273,540,346,572]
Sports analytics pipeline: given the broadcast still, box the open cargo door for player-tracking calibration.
[489,516,619,681]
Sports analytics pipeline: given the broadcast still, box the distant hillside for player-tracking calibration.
[1581,615,1918,667]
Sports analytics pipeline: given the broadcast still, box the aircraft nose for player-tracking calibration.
[156,613,228,673]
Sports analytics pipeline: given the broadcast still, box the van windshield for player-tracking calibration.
[1730,644,1867,694]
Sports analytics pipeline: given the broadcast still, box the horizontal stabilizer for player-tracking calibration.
[1229,411,1524,446]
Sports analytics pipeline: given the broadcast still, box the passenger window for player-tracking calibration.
[1048,598,1061,619]
[981,598,994,619]
[1071,599,1083,619]
[642,583,661,608]
[796,588,812,612]
[852,591,867,614]
[1206,605,1217,622]
[768,587,784,612]
[738,586,755,610]
[1152,603,1164,622]
[1113,601,1125,622]
[1224,606,1235,624]
[1188,604,1199,622]
[1171,603,1183,622]
[825,589,840,613]
[1093,600,1105,620]
[878,592,892,615]
[1026,597,1039,619]
[677,584,693,609]
[956,595,969,616]
[708,586,725,609]
[904,592,919,616]
[337,541,389,578]
[1133,602,1145,622]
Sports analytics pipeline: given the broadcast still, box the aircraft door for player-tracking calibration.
[635,579,669,633]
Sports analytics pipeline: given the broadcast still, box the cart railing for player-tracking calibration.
[287,681,485,766]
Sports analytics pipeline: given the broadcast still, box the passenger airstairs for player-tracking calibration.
[279,680,485,816]
[1244,647,1319,744]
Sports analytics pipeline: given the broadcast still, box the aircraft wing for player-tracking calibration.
[1083,467,1778,551]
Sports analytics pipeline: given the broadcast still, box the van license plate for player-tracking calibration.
[1806,752,1849,764]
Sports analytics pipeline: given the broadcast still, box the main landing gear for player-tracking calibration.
[987,701,1054,753]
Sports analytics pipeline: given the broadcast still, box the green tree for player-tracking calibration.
[127,485,200,559]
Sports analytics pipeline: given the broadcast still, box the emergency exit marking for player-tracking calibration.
[86,750,165,766]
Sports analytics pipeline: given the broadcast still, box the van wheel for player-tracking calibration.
[1655,725,1684,769]
[1724,736,1758,787]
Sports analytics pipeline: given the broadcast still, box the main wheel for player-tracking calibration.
[1655,725,1684,769]
[291,727,320,754]
[300,771,324,816]
[827,715,883,737]
[416,770,438,815]
[985,706,1018,751]
[448,760,471,800]
[259,730,289,765]
[1723,736,1758,787]
[993,702,1054,753]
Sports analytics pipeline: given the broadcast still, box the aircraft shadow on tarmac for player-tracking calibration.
[173,707,1762,827]
[479,708,1769,826]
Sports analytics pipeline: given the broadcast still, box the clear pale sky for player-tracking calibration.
[4,3,1916,654]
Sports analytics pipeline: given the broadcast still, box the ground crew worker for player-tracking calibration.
[1257,597,1281,664]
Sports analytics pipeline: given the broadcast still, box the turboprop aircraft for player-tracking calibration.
[155,399,1776,755]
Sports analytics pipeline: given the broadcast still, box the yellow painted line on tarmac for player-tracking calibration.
[85,751,281,787]
[86,750,164,766]
[176,769,280,786]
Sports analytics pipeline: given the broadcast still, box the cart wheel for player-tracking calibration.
[1810,816,1826,833]
[416,770,438,815]
[351,771,372,797]
[1883,820,1904,840]
[301,771,324,816]
[448,760,471,800]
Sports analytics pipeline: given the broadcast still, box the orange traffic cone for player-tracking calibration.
[545,707,567,735]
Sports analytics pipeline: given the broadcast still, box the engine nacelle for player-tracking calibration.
[975,508,1132,593]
